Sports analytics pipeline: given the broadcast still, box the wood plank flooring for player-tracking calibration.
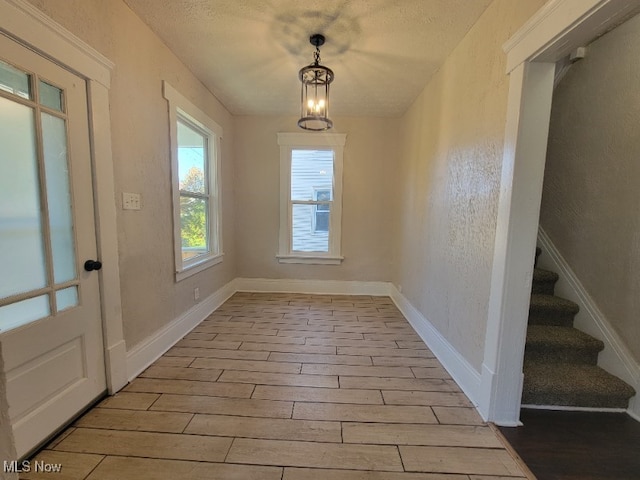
[21,293,529,479]
[499,409,640,480]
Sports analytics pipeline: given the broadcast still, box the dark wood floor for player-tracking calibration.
[499,409,640,480]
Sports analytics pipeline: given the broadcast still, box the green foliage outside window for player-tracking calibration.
[180,166,207,251]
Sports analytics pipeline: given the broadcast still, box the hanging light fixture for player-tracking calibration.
[298,34,334,131]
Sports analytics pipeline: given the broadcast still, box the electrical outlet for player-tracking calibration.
[194,287,200,301]
[123,192,141,210]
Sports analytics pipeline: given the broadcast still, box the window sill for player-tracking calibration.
[176,253,224,281]
[276,254,344,265]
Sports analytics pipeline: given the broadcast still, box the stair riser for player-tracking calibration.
[524,349,600,365]
[522,391,631,409]
[531,281,555,295]
[528,311,576,327]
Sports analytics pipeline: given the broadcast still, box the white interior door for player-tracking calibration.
[0,33,106,458]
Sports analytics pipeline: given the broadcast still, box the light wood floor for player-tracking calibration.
[22,293,528,479]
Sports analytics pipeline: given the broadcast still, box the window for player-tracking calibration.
[164,81,223,280]
[313,189,331,233]
[277,132,346,264]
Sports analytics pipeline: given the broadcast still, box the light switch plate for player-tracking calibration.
[123,192,141,210]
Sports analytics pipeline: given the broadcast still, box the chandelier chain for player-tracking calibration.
[314,46,321,65]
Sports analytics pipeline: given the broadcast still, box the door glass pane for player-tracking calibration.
[291,149,333,201]
[56,286,78,312]
[0,295,50,332]
[177,120,207,194]
[39,80,63,112]
[292,204,329,253]
[42,112,76,284]
[0,60,31,99]
[0,97,47,299]
[180,196,209,260]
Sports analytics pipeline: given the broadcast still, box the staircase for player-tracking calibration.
[522,248,636,408]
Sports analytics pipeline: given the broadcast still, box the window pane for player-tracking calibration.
[177,120,206,194]
[0,97,47,299]
[315,209,329,232]
[180,196,209,260]
[39,80,64,112]
[42,112,76,284]
[0,60,31,99]
[56,286,78,312]
[0,295,50,332]
[292,204,329,253]
[291,149,333,201]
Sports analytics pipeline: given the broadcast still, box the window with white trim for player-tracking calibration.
[277,132,346,264]
[164,81,223,280]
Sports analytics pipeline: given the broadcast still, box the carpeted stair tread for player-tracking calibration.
[532,268,559,295]
[525,325,603,364]
[529,294,579,327]
[522,362,636,408]
[524,249,634,410]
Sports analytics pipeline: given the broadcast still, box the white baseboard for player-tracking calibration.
[125,279,237,381]
[105,339,127,394]
[388,285,482,409]
[122,277,485,420]
[235,278,392,296]
[537,227,639,418]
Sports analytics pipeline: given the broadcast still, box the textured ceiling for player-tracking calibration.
[124,0,492,117]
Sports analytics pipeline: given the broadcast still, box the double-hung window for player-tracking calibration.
[277,132,346,264]
[164,81,223,280]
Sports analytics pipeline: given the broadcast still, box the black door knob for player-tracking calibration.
[84,260,102,271]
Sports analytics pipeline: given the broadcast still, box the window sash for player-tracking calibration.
[164,81,223,280]
[277,133,345,264]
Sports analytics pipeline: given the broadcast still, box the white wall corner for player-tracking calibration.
[478,363,524,426]
[235,278,392,296]
[125,279,237,381]
[104,340,127,394]
[388,285,482,410]
[537,227,640,418]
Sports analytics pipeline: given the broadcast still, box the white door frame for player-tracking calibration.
[480,0,640,425]
[0,0,127,394]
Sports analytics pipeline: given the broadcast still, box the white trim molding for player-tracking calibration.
[126,279,237,381]
[503,0,640,73]
[0,0,114,87]
[118,277,491,423]
[389,286,482,410]
[163,81,224,282]
[235,278,390,296]
[0,0,126,396]
[277,132,346,265]
[537,227,639,418]
[483,0,640,426]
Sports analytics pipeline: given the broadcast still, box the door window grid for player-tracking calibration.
[0,58,79,331]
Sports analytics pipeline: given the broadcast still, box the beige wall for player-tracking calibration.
[393,0,546,370]
[234,115,398,282]
[26,0,237,348]
[540,13,640,362]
